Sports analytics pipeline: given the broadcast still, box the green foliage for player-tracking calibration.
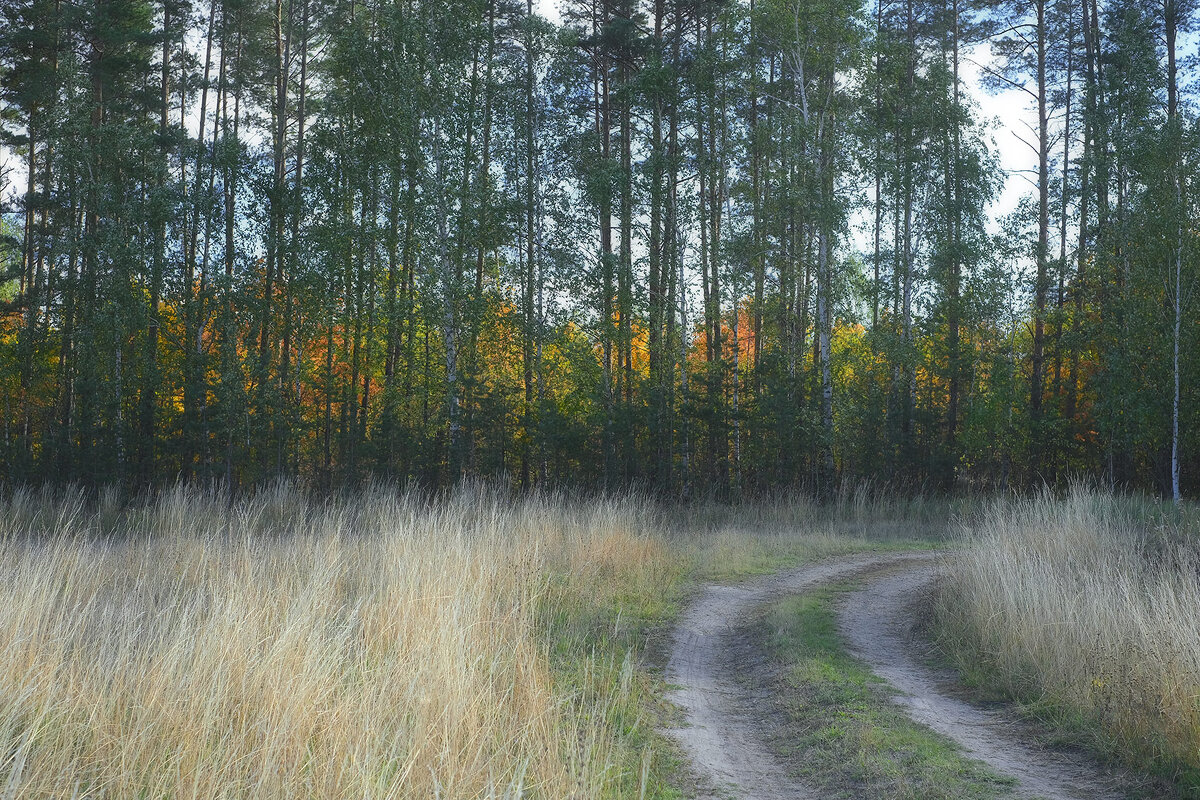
[0,0,1195,496]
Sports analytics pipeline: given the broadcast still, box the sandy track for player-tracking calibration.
[664,551,934,799]
[665,552,1130,800]
[839,565,1127,800]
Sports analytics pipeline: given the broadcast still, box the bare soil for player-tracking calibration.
[663,552,933,799]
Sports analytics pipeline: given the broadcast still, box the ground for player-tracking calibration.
[662,550,1159,800]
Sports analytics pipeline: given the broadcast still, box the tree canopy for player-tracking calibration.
[0,0,1196,496]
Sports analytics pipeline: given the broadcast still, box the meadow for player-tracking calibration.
[936,488,1200,790]
[2,483,1197,798]
[0,483,926,799]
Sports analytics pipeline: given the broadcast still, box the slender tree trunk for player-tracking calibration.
[1167,0,1182,501]
[872,0,884,331]
[18,114,39,470]
[258,0,292,471]
[430,114,461,480]
[944,0,963,485]
[138,1,172,486]
[523,0,537,486]
[1053,14,1074,439]
[668,12,684,494]
[619,10,635,479]
[280,0,308,472]
[647,0,667,486]
[817,108,835,494]
[1030,0,1050,466]
[595,0,615,486]
[181,0,217,479]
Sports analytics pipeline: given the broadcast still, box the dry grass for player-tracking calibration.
[936,486,1200,789]
[671,482,958,582]
[0,485,681,799]
[0,483,938,799]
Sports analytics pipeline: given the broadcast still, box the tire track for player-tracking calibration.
[838,565,1127,800]
[665,551,1132,799]
[664,551,934,799]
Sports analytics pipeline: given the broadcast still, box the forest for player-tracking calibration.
[0,0,1196,496]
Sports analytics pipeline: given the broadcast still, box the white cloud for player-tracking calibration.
[534,0,561,25]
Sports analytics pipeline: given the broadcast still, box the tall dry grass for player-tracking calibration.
[937,486,1200,787]
[0,482,939,799]
[0,485,677,799]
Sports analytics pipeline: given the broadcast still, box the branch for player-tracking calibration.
[967,57,1039,102]
[989,22,1040,38]
[1010,128,1042,159]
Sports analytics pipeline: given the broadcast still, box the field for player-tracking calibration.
[0,484,931,799]
[0,484,1196,798]
[936,488,1200,791]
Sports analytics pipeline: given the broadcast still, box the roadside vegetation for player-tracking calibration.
[0,483,932,799]
[936,487,1200,795]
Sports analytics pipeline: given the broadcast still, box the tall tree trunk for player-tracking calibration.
[1053,12,1074,444]
[431,114,461,481]
[139,1,172,486]
[523,0,537,486]
[1166,0,1182,501]
[618,5,635,479]
[946,0,963,484]
[181,0,217,479]
[258,0,292,472]
[280,0,308,473]
[647,0,667,486]
[1030,0,1050,465]
[816,96,836,496]
[595,0,615,486]
[872,0,884,331]
[668,10,684,494]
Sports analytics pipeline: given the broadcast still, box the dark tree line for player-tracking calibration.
[0,0,1196,497]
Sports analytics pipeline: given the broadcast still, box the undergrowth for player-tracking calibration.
[935,486,1200,798]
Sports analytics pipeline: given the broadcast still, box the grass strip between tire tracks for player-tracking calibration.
[755,579,1018,800]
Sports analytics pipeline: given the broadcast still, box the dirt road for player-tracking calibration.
[664,551,1128,800]
[840,566,1125,800]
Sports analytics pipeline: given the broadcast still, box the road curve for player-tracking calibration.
[839,565,1127,800]
[663,551,935,800]
[665,551,1132,800]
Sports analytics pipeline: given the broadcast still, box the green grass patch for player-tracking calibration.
[692,534,940,584]
[758,583,1017,800]
[539,549,690,799]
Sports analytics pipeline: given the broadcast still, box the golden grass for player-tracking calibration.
[936,486,1200,785]
[0,482,937,799]
[0,485,683,799]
